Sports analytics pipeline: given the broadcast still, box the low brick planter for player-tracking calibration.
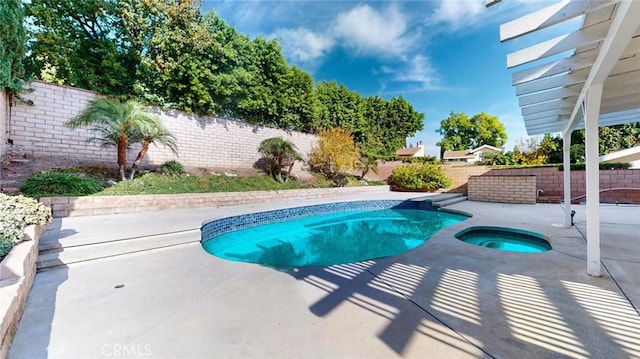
[0,224,46,358]
[40,186,392,218]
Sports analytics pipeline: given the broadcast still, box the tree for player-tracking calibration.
[24,0,138,96]
[309,128,360,182]
[436,111,507,159]
[65,98,177,181]
[0,0,27,94]
[257,137,302,183]
[358,156,379,179]
[129,126,178,180]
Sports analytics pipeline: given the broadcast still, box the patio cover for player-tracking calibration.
[486,0,640,276]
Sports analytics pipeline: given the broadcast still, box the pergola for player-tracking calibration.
[486,0,640,276]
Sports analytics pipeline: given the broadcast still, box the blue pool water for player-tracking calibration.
[455,226,551,253]
[202,209,466,267]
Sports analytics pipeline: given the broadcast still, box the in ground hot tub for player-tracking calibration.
[455,226,551,253]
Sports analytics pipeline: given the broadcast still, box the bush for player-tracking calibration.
[157,160,186,177]
[309,128,360,179]
[401,156,438,164]
[21,171,104,198]
[557,162,631,171]
[388,163,452,191]
[0,193,52,257]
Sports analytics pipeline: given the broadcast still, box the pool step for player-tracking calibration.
[37,229,200,270]
[431,193,468,208]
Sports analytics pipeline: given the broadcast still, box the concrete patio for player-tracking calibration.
[8,193,640,358]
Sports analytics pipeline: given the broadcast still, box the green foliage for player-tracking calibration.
[98,173,314,195]
[24,0,424,157]
[257,137,302,183]
[401,156,439,164]
[388,163,452,191]
[0,193,52,257]
[157,160,185,177]
[436,111,507,158]
[309,128,360,180]
[65,98,177,181]
[558,162,631,171]
[21,171,104,198]
[0,0,27,95]
[24,0,137,95]
[479,151,515,166]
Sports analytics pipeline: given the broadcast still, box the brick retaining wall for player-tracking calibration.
[468,175,536,204]
[40,186,392,218]
[484,167,640,204]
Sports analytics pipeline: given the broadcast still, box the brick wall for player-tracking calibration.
[7,81,317,171]
[442,165,490,193]
[468,175,536,204]
[484,167,640,204]
[40,186,392,217]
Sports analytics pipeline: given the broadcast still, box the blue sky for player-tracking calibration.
[202,0,561,157]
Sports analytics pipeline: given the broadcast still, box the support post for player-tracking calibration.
[585,84,602,277]
[563,131,572,227]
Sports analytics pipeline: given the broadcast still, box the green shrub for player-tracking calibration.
[400,156,438,164]
[557,162,631,171]
[0,193,52,257]
[157,160,185,177]
[21,171,104,198]
[388,163,452,191]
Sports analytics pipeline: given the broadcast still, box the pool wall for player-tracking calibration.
[201,200,443,244]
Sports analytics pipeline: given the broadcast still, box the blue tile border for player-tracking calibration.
[200,200,439,244]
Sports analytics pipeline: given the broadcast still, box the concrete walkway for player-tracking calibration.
[8,194,640,358]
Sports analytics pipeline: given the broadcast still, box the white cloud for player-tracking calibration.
[380,55,441,91]
[430,0,485,29]
[332,4,413,56]
[273,28,335,63]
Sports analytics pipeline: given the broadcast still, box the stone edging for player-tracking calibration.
[0,224,45,358]
[40,186,392,218]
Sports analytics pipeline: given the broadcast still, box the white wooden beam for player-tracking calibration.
[512,50,597,85]
[585,84,603,277]
[500,0,615,42]
[562,130,572,227]
[523,107,573,121]
[515,68,589,96]
[508,20,611,68]
[563,0,640,138]
[519,84,582,107]
[521,98,578,115]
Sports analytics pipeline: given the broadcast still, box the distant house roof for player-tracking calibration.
[443,150,475,160]
[396,147,421,156]
[469,144,502,154]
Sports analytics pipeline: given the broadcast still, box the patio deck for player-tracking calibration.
[8,194,640,358]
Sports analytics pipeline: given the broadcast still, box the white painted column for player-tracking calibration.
[585,84,603,277]
[563,131,572,227]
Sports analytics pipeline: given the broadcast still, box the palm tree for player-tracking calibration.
[65,98,177,181]
[129,125,178,180]
[258,137,302,183]
[358,155,379,179]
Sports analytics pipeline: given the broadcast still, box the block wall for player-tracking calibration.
[484,167,640,204]
[7,81,317,170]
[468,175,536,204]
[40,186,392,217]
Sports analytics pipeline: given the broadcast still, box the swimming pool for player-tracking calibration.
[201,200,468,267]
